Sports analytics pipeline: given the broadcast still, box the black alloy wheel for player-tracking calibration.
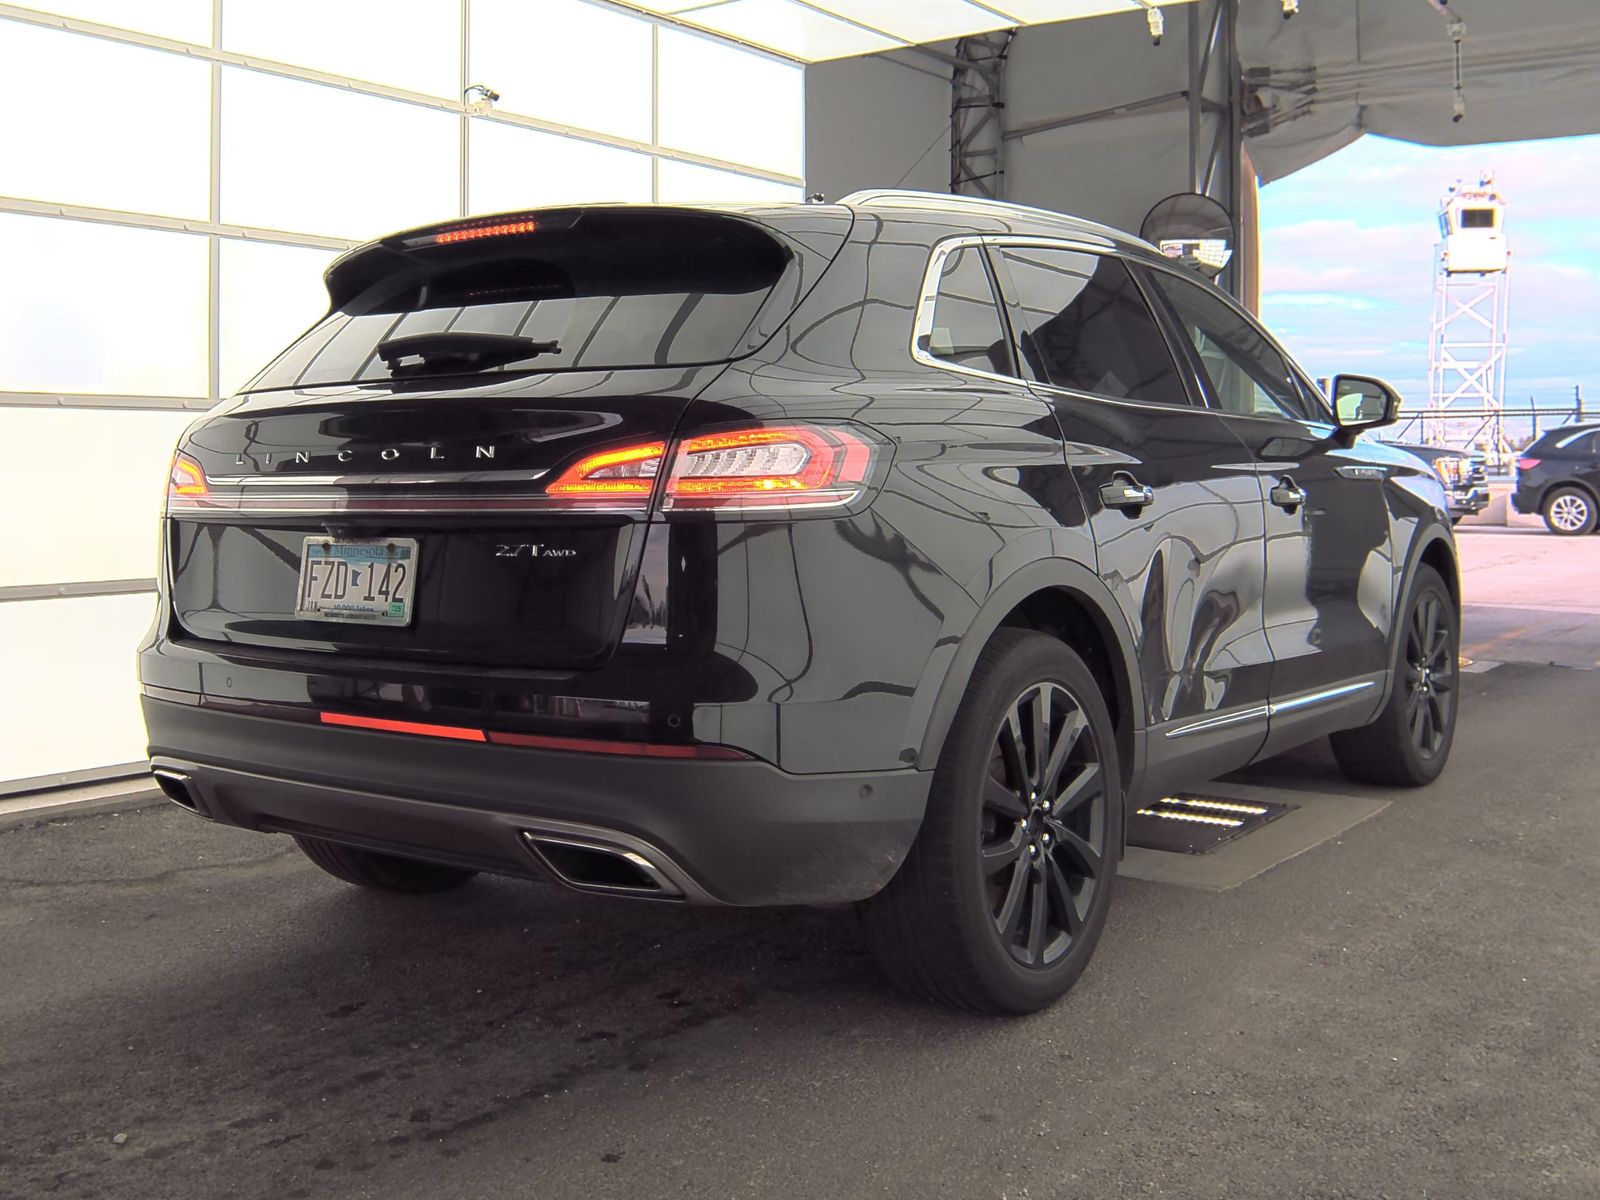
[980,682,1106,969]
[1330,563,1459,787]
[1402,587,1456,761]
[863,629,1120,1014]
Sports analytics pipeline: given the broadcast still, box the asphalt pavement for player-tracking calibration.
[3,528,1598,1200]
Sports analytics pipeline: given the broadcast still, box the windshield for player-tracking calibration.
[246,210,794,391]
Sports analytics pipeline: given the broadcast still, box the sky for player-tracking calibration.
[1257,132,1600,415]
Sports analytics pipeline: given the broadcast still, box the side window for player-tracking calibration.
[920,246,1013,376]
[995,247,1190,406]
[1145,268,1319,421]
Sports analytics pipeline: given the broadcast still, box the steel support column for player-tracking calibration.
[950,31,1014,199]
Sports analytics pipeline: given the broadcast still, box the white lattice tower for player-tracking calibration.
[1427,172,1512,461]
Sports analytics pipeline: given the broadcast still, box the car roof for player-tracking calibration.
[1534,423,1600,448]
[835,189,1160,254]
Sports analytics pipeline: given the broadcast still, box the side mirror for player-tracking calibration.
[1330,374,1402,445]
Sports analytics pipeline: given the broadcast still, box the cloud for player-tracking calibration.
[1258,133,1600,404]
[1262,291,1378,310]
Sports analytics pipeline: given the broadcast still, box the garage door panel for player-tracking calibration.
[0,595,156,785]
[0,409,193,589]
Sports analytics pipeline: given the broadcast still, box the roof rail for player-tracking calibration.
[837,189,1143,247]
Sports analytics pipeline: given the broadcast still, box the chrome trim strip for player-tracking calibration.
[1163,705,1271,740]
[1268,680,1378,716]
[205,469,550,486]
[1163,680,1381,740]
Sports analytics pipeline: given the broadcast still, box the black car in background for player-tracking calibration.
[1513,422,1600,534]
[1396,443,1491,524]
[141,193,1461,1013]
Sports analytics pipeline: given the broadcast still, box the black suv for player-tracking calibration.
[142,193,1460,1013]
[1513,422,1600,534]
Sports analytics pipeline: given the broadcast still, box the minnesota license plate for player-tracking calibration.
[295,537,418,626]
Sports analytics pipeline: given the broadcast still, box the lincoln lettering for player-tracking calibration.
[232,444,497,467]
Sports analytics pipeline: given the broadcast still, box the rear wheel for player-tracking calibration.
[1330,564,1458,787]
[862,630,1120,1014]
[293,836,478,894]
[1543,487,1596,535]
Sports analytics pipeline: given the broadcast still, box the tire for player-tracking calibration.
[862,629,1121,1014]
[1330,564,1459,787]
[293,835,478,894]
[1542,487,1596,536]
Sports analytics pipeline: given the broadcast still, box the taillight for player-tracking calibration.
[166,451,210,511]
[544,424,879,515]
[544,441,666,509]
[664,425,875,511]
[1516,457,1540,471]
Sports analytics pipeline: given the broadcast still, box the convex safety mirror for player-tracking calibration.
[1140,193,1234,278]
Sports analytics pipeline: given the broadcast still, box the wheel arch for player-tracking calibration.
[1415,529,1461,614]
[913,559,1144,794]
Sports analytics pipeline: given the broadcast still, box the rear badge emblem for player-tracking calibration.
[495,543,576,559]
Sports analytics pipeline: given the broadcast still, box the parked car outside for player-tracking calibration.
[1395,444,1491,525]
[142,192,1461,1013]
[1512,422,1600,534]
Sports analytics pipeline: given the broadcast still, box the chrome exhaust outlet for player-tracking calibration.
[151,767,203,815]
[519,822,701,901]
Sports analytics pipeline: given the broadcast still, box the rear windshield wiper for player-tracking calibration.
[375,332,562,374]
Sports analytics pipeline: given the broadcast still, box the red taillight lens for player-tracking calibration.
[543,425,879,514]
[1516,457,1540,471]
[543,441,665,508]
[166,451,210,510]
[664,425,876,511]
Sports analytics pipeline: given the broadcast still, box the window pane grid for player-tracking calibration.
[0,7,805,186]
[3,0,808,783]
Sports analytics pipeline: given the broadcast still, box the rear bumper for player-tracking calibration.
[1511,484,1541,515]
[142,697,929,906]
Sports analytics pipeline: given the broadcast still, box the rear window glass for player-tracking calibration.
[248,212,793,391]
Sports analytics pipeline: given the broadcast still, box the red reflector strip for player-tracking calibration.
[318,710,748,759]
[432,219,538,245]
[320,712,486,741]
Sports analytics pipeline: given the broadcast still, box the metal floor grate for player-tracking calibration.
[1126,793,1293,855]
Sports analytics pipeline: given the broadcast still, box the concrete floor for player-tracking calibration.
[4,529,1598,1200]
[1458,526,1600,668]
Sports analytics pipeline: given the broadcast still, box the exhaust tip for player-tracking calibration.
[522,833,683,899]
[151,768,202,815]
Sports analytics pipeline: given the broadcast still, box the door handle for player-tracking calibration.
[1100,474,1155,513]
[1270,477,1307,513]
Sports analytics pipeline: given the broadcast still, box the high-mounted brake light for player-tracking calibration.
[542,425,879,515]
[166,451,210,509]
[432,218,539,245]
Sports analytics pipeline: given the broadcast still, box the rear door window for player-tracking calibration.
[994,247,1191,407]
[247,211,803,391]
[918,246,1013,376]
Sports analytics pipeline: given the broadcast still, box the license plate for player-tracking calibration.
[295,537,418,626]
